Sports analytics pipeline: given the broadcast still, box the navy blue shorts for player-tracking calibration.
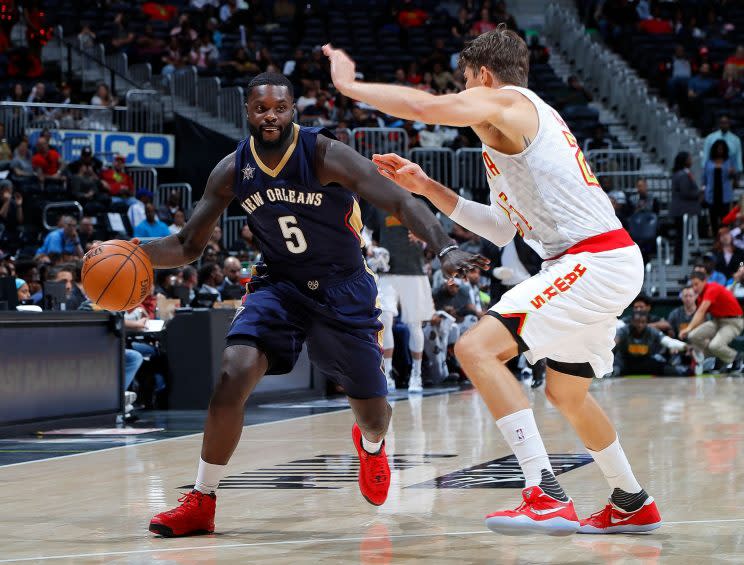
[226,267,386,399]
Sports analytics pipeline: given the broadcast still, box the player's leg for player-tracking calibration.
[454,315,579,536]
[406,324,424,393]
[378,275,398,392]
[399,275,434,393]
[706,319,743,366]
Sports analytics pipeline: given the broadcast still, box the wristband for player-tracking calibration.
[437,244,458,259]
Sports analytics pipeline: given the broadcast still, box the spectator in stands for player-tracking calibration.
[583,124,612,154]
[230,223,258,260]
[180,265,198,305]
[10,139,36,186]
[713,227,744,281]
[462,267,487,317]
[135,24,166,63]
[613,312,686,376]
[196,262,223,303]
[197,32,219,71]
[156,191,181,225]
[102,155,135,203]
[127,189,152,232]
[703,115,742,177]
[695,257,726,285]
[169,209,186,235]
[7,83,24,104]
[667,44,692,107]
[134,203,170,238]
[629,178,660,214]
[110,12,135,54]
[727,264,744,298]
[398,1,428,28]
[622,293,671,333]
[15,261,41,303]
[494,1,518,30]
[77,216,98,251]
[434,278,477,330]
[50,263,85,310]
[451,224,482,255]
[719,65,743,102]
[219,256,244,300]
[219,47,261,77]
[703,139,736,234]
[558,75,593,109]
[207,225,225,257]
[36,216,83,258]
[670,151,701,260]
[16,278,30,302]
[26,82,47,105]
[300,92,331,125]
[0,184,23,238]
[77,23,96,50]
[528,35,550,65]
[68,147,109,214]
[161,37,185,77]
[668,286,698,338]
[90,83,118,108]
[683,270,744,373]
[451,7,472,40]
[219,0,238,24]
[686,63,717,114]
[31,137,64,187]
[471,7,497,35]
[431,62,456,92]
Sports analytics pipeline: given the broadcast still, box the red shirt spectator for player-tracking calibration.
[31,139,61,175]
[398,7,428,28]
[696,282,743,318]
[101,155,134,195]
[638,17,673,35]
[471,9,497,35]
[724,46,744,73]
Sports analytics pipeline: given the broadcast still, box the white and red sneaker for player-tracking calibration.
[578,497,662,534]
[485,486,580,536]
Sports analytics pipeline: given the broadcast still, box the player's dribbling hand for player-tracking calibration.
[322,44,356,93]
[372,153,431,195]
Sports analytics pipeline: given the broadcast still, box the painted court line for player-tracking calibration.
[4,519,744,563]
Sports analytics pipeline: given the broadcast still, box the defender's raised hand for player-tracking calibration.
[322,44,356,95]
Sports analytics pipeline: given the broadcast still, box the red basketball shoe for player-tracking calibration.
[579,497,662,534]
[149,490,216,537]
[352,423,390,506]
[485,486,580,536]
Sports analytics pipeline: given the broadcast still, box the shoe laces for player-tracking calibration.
[366,452,389,484]
[165,491,203,516]
[588,503,613,525]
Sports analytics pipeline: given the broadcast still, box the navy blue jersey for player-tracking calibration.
[233,125,365,283]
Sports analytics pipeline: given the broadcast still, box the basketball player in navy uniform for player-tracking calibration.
[143,73,485,537]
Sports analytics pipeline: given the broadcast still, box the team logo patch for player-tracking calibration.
[178,454,456,490]
[407,453,593,489]
[242,163,255,181]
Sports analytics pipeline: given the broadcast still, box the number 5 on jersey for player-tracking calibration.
[278,215,308,253]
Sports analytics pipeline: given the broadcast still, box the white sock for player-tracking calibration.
[588,436,642,494]
[362,435,383,454]
[411,358,422,378]
[496,408,553,487]
[383,357,393,378]
[194,457,226,494]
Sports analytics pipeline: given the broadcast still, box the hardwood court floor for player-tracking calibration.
[2,377,744,564]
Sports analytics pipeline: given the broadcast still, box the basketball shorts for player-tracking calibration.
[226,267,386,399]
[490,244,644,378]
[378,274,435,322]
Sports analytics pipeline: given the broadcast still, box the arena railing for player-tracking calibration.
[655,235,670,296]
[352,128,408,160]
[42,201,83,231]
[333,127,353,146]
[410,147,456,190]
[222,215,246,249]
[156,183,193,214]
[681,213,700,268]
[129,63,153,88]
[124,90,163,134]
[545,4,703,177]
[129,168,159,193]
[218,86,248,138]
[0,101,126,146]
[171,67,198,109]
[197,77,221,118]
[455,148,489,203]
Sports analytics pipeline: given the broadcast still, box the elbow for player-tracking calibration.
[179,232,203,263]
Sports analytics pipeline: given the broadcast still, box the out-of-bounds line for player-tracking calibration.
[4,519,744,563]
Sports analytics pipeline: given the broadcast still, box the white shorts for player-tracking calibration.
[378,274,435,323]
[490,244,644,378]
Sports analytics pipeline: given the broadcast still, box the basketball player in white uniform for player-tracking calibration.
[324,27,662,536]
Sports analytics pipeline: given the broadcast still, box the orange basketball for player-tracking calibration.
[81,240,154,311]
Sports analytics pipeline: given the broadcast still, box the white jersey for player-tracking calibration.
[481,86,621,259]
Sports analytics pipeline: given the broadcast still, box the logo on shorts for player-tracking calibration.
[530,263,587,310]
[307,280,319,290]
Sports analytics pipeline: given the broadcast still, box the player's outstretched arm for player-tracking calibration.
[373,152,516,247]
[316,137,488,276]
[140,153,235,268]
[323,44,509,128]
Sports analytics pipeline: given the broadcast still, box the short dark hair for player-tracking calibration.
[672,151,689,172]
[633,294,652,306]
[458,24,529,87]
[690,271,707,282]
[709,139,730,161]
[181,265,197,283]
[198,262,218,286]
[247,72,294,100]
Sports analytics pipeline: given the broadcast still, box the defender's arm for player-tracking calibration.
[315,137,489,274]
[141,153,235,268]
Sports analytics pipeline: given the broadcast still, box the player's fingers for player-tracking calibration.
[372,156,397,170]
[374,153,405,165]
[376,167,396,181]
[473,254,491,269]
[130,237,141,246]
[397,163,420,175]
[321,44,333,55]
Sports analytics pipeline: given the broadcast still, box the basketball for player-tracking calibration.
[81,240,154,312]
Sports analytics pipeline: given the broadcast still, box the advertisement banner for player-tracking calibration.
[27,128,176,167]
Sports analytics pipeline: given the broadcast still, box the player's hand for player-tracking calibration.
[373,153,431,195]
[678,329,688,340]
[323,44,356,94]
[440,249,490,278]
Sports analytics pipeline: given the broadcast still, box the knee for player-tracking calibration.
[212,346,265,404]
[356,402,392,436]
[545,384,586,414]
[454,327,511,367]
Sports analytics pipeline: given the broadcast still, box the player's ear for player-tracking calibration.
[479,66,493,88]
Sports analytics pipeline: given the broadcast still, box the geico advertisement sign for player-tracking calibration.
[28,129,176,167]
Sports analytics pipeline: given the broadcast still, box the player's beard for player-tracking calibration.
[249,122,293,150]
